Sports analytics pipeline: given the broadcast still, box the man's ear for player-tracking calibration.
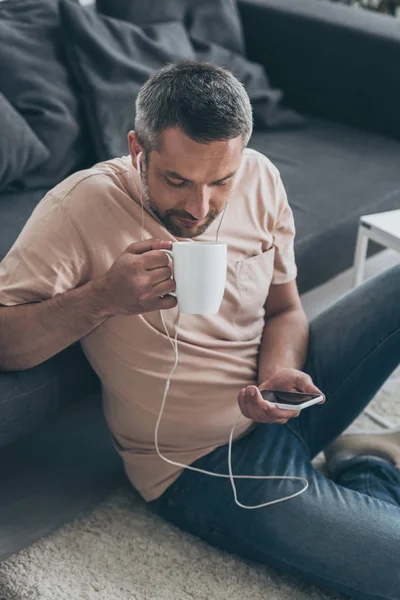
[128,131,143,169]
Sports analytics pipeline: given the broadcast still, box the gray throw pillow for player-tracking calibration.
[59,0,196,160]
[0,94,49,191]
[94,0,305,131]
[0,0,88,189]
[60,0,304,165]
[96,0,247,55]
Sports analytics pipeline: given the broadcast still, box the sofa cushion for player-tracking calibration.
[0,188,50,262]
[0,394,124,561]
[59,0,304,162]
[0,343,100,449]
[249,118,400,293]
[94,0,304,134]
[96,0,247,55]
[0,0,89,189]
[0,94,49,191]
[59,0,195,160]
[238,0,400,142]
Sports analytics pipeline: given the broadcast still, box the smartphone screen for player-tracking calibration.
[261,390,321,405]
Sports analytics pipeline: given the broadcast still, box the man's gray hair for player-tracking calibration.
[135,61,253,155]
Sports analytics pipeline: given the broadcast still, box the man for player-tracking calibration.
[0,61,399,599]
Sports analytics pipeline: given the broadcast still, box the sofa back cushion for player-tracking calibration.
[59,0,304,161]
[0,0,89,189]
[59,0,196,160]
[0,94,49,191]
[96,0,247,55]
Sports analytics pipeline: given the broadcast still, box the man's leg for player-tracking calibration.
[151,265,400,599]
[151,421,400,600]
[290,263,400,459]
[288,263,400,505]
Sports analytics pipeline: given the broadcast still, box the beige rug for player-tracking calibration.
[1,367,399,600]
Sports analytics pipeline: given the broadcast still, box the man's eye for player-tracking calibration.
[214,181,229,188]
[166,178,187,189]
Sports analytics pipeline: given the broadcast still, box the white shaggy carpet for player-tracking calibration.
[1,367,399,600]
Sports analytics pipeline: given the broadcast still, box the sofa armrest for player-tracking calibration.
[238,0,400,140]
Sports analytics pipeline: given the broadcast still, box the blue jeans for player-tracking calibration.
[151,264,400,600]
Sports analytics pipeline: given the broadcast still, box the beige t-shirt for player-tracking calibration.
[0,150,297,501]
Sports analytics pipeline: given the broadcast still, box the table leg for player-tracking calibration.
[353,222,395,428]
[352,225,369,287]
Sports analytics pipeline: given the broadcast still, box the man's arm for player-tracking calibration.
[238,280,324,425]
[237,171,324,424]
[0,282,111,372]
[0,239,176,372]
[257,280,309,385]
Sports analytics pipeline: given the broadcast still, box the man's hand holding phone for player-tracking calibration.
[238,368,325,425]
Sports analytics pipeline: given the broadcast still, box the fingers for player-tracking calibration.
[125,238,173,256]
[148,277,176,298]
[142,249,172,271]
[238,388,271,423]
[295,372,326,404]
[137,249,175,290]
[143,293,178,313]
[238,386,300,424]
[148,266,172,287]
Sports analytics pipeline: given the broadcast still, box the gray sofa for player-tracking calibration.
[1,0,400,560]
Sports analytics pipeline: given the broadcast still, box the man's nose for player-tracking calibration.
[185,186,211,220]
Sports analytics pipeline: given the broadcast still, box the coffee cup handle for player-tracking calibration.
[162,249,176,298]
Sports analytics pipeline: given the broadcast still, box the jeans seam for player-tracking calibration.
[0,377,58,406]
[366,469,374,499]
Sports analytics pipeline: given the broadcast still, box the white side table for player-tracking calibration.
[353,209,400,287]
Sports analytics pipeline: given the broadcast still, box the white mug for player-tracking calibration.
[164,242,227,314]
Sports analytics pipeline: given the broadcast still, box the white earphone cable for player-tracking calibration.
[137,152,309,509]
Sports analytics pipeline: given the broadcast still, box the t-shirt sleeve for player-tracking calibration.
[0,193,91,306]
[271,176,298,285]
